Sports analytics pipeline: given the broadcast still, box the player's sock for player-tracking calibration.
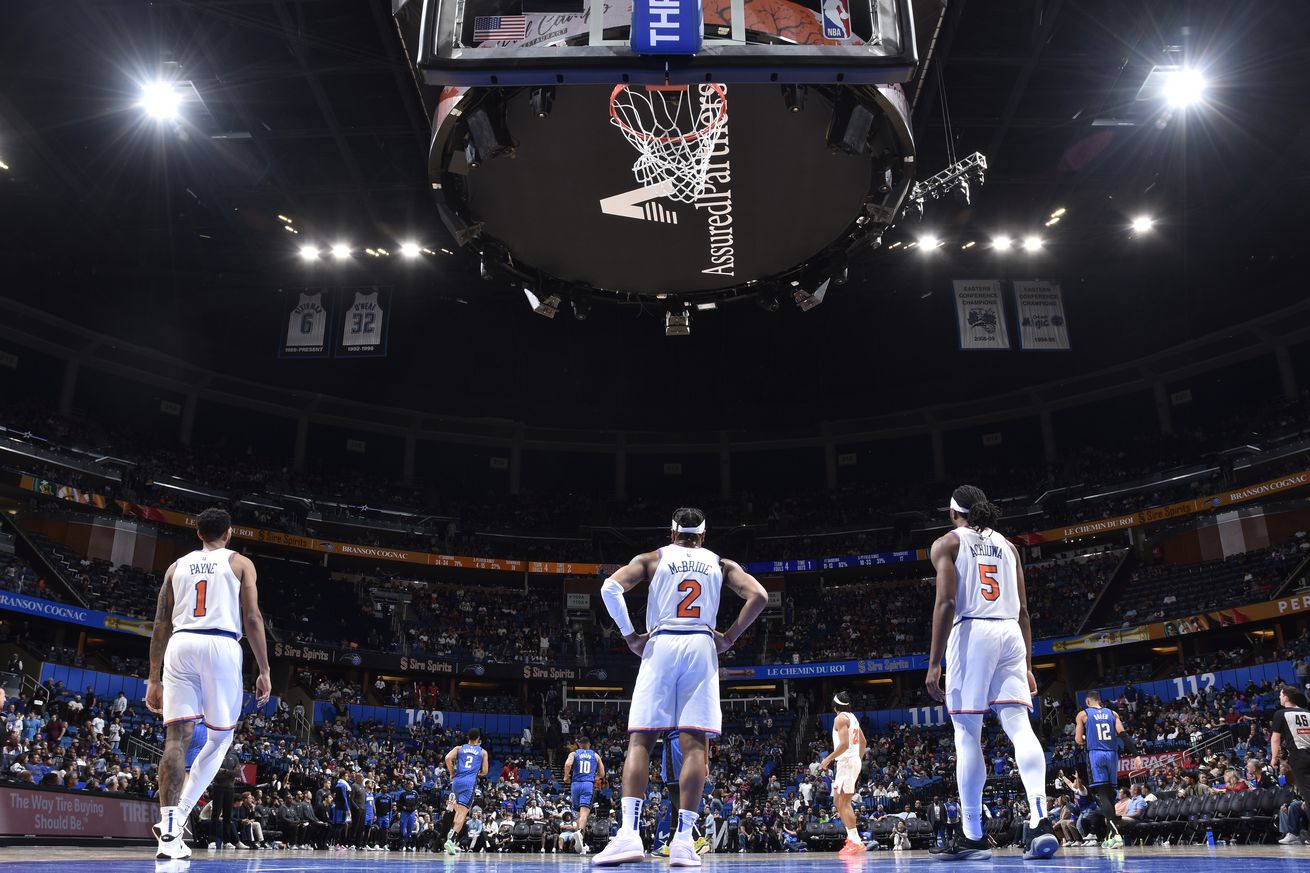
[674,811,697,845]
[845,827,859,842]
[176,727,235,818]
[157,805,183,837]
[951,712,986,841]
[620,797,643,834]
[997,706,1048,828]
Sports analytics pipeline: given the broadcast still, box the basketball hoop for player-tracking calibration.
[609,83,729,203]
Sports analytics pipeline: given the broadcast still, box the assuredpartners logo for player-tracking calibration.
[600,84,735,277]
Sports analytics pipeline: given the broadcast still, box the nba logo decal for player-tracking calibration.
[822,0,852,40]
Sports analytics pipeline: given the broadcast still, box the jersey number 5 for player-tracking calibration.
[979,564,1000,601]
[193,579,208,617]
[676,579,702,618]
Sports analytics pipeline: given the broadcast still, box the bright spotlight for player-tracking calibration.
[919,234,940,250]
[331,243,350,260]
[298,245,319,262]
[1131,215,1156,233]
[1022,235,1043,252]
[992,236,1013,251]
[399,241,422,259]
[1163,68,1206,108]
[139,81,182,120]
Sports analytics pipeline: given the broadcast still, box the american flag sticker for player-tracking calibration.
[473,15,528,41]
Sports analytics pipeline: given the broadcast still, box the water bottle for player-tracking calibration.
[1205,829,1214,847]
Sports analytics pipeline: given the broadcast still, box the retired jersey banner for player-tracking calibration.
[1014,280,1071,350]
[279,289,333,358]
[953,280,1010,350]
[334,286,391,359]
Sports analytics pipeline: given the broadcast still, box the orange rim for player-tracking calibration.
[609,83,728,145]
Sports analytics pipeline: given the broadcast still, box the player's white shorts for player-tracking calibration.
[832,758,861,794]
[163,631,244,730]
[627,630,721,737]
[945,618,1031,715]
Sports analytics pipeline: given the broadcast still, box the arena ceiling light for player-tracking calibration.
[1022,235,1043,253]
[1131,215,1156,233]
[1137,65,1208,109]
[0,159,11,171]
[523,287,560,318]
[1162,68,1207,108]
[399,241,422,259]
[298,245,319,262]
[665,309,691,336]
[992,235,1013,252]
[330,243,351,260]
[918,234,940,251]
[138,80,182,121]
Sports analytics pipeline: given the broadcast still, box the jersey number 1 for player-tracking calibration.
[676,579,702,618]
[979,564,1000,601]
[193,579,208,618]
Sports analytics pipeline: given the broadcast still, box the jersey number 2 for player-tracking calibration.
[193,579,208,617]
[676,579,702,618]
[979,564,1000,601]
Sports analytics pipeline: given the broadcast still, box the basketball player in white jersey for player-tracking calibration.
[592,508,767,868]
[925,486,1058,861]
[145,508,271,860]
[819,691,866,856]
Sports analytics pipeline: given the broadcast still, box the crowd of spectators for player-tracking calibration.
[1104,539,1308,629]
[8,391,1310,566]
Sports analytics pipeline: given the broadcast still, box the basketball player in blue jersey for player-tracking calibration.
[444,728,488,854]
[1075,690,1135,848]
[593,507,768,868]
[146,508,271,861]
[925,486,1058,862]
[564,735,606,854]
[396,778,420,851]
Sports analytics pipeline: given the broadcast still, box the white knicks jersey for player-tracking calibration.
[952,527,1020,621]
[171,548,243,637]
[646,544,724,633]
[833,712,863,764]
[342,291,383,346]
[287,292,327,348]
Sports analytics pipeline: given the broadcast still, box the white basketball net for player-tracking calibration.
[609,84,729,204]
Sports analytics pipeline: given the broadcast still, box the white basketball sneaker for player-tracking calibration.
[591,830,645,866]
[154,806,192,861]
[669,839,703,868]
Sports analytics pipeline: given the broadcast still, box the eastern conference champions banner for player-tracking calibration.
[1014,280,1071,350]
[953,280,1010,350]
[279,287,391,359]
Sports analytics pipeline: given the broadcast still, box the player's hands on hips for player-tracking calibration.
[714,630,734,654]
[624,632,649,657]
[256,671,272,707]
[1027,670,1038,697]
[145,679,164,714]
[925,665,945,703]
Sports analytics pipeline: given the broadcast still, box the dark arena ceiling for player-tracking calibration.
[0,0,1308,429]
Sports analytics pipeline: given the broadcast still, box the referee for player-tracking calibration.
[1271,684,1310,842]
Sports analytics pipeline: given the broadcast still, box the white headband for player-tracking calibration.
[833,694,849,706]
[672,519,706,534]
[950,497,970,514]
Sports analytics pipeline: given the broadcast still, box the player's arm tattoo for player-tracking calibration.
[148,569,175,681]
